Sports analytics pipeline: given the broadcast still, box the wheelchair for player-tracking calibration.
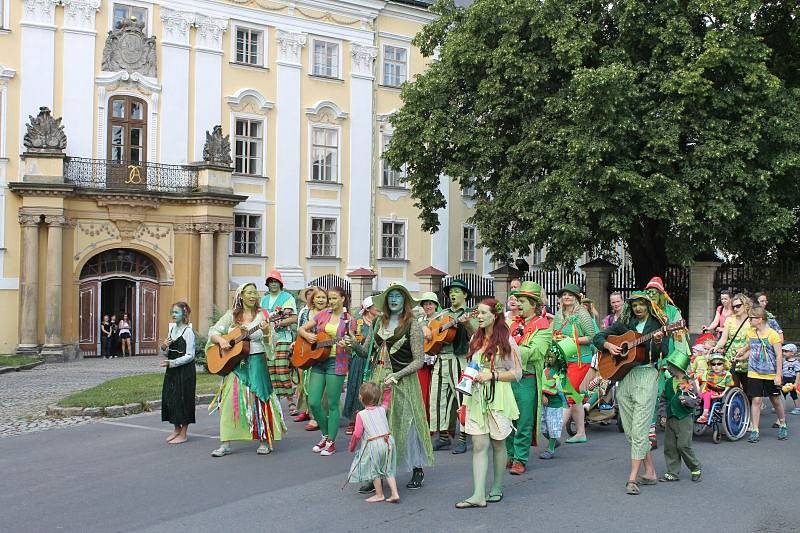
[692,386,750,443]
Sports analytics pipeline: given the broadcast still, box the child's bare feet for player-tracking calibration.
[365,495,385,503]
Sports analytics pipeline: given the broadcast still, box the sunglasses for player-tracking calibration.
[732,303,743,310]
[711,362,724,366]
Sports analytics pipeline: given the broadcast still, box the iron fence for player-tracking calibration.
[64,157,198,193]
[308,274,352,303]
[522,269,586,312]
[439,273,495,308]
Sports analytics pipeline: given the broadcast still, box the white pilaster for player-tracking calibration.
[61,0,100,158]
[161,8,193,164]
[193,15,227,161]
[20,0,58,151]
[274,29,306,289]
[431,175,450,272]
[346,43,377,272]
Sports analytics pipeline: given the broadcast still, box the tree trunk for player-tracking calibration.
[626,218,668,288]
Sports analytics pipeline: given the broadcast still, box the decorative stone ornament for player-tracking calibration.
[203,125,233,167]
[350,43,378,79]
[101,18,157,77]
[277,30,307,65]
[23,107,67,152]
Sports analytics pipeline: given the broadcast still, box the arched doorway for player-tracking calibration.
[78,249,159,357]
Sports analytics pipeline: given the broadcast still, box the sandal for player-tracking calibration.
[455,500,487,509]
[637,476,657,486]
[486,492,503,503]
[658,473,680,482]
[625,481,640,495]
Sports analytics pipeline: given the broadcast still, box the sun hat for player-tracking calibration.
[372,283,419,311]
[442,279,472,299]
[419,292,440,306]
[265,270,284,288]
[556,283,582,300]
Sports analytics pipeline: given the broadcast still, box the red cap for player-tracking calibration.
[266,270,284,288]
[645,276,665,293]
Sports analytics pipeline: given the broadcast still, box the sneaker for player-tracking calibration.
[256,443,271,455]
[345,422,355,436]
[452,439,467,454]
[304,420,319,431]
[433,437,452,451]
[778,426,789,440]
[211,445,231,457]
[691,471,703,483]
[791,408,800,415]
[293,412,310,422]
[771,422,780,428]
[320,441,336,456]
[312,436,328,452]
[406,468,424,489]
[539,450,555,460]
[747,430,760,443]
[358,483,376,495]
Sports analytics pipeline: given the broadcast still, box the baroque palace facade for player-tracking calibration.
[0,0,491,358]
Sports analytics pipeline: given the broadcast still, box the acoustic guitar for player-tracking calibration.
[206,309,293,375]
[291,327,353,369]
[597,320,686,381]
[424,308,478,355]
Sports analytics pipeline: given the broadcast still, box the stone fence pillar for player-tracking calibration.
[688,260,722,335]
[580,259,617,319]
[489,264,521,305]
[347,268,376,312]
[414,267,447,300]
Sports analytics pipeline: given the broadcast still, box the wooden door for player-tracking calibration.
[79,281,99,357]
[107,95,147,189]
[137,280,159,355]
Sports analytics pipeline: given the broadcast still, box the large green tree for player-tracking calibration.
[385,0,800,285]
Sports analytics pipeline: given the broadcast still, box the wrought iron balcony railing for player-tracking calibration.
[63,157,198,193]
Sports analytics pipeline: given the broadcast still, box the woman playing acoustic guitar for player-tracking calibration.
[207,283,285,457]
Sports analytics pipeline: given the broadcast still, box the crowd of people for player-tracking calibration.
[155,270,797,504]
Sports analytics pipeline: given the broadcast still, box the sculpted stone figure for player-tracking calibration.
[23,107,67,152]
[202,126,233,167]
[101,18,157,77]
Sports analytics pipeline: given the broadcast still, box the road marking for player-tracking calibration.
[98,420,219,439]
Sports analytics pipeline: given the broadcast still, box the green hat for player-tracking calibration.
[626,290,650,303]
[442,279,472,299]
[513,281,543,303]
[552,336,578,361]
[419,291,440,306]
[556,283,582,301]
[372,283,419,311]
[707,352,726,364]
[582,297,594,305]
[665,351,690,374]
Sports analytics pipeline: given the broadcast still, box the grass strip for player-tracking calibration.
[58,372,221,408]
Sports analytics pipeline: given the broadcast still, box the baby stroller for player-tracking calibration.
[693,386,750,443]
[566,376,624,436]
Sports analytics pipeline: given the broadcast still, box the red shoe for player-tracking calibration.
[312,436,328,453]
[305,420,319,431]
[697,414,709,424]
[345,422,355,436]
[320,440,336,456]
[293,412,310,422]
[509,462,526,475]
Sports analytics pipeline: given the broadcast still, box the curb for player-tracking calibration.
[47,393,216,418]
[0,361,45,374]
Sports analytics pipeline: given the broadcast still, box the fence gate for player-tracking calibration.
[308,274,352,302]
[439,273,495,308]
[522,269,586,313]
[608,264,690,321]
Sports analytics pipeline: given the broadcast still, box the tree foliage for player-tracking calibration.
[385,0,800,284]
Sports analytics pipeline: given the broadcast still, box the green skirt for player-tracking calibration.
[462,380,519,437]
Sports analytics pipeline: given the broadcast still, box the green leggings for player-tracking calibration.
[308,372,345,442]
[467,434,506,504]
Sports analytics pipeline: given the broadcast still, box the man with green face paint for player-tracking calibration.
[260,270,298,406]
[506,281,552,475]
[429,279,478,453]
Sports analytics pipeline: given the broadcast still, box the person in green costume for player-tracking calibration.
[345,283,434,491]
[644,276,690,449]
[207,283,286,457]
[505,281,552,475]
[455,298,522,509]
[659,351,702,483]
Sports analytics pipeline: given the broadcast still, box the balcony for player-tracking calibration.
[63,157,198,193]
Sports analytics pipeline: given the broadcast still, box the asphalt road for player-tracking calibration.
[2,403,798,533]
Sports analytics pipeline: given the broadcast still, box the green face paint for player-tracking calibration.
[449,288,466,308]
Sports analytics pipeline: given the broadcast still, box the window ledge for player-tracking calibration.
[309,74,344,83]
[231,254,268,259]
[460,259,477,265]
[307,256,341,260]
[230,62,269,71]
[378,83,403,91]
[0,29,10,35]
[377,258,409,263]
[379,185,409,191]
[233,173,270,180]
[306,180,342,187]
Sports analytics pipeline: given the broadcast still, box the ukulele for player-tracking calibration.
[291,321,354,369]
[597,320,686,381]
[206,309,293,375]
[424,307,478,355]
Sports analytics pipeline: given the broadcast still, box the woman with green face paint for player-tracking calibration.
[160,301,196,444]
[207,283,285,457]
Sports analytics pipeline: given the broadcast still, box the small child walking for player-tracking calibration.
[539,350,569,460]
[659,352,702,483]
[346,382,400,503]
[781,344,800,415]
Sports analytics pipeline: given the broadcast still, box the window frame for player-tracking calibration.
[0,0,9,31]
[461,225,477,263]
[231,24,266,68]
[309,37,342,79]
[309,124,340,183]
[380,134,406,188]
[107,95,148,163]
[309,216,338,258]
[233,116,265,177]
[380,220,407,260]
[111,2,151,35]
[381,43,409,88]
[232,213,262,257]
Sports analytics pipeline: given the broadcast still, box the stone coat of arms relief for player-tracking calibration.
[101,18,157,77]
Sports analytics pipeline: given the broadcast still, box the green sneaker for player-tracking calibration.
[778,425,789,440]
[747,430,760,443]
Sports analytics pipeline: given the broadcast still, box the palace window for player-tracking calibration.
[310,217,337,258]
[108,95,147,163]
[381,221,406,260]
[235,27,264,66]
[234,214,261,256]
[311,126,338,182]
[462,225,476,262]
[234,118,263,175]
[312,39,340,78]
[113,3,147,31]
[382,45,407,87]
[381,134,405,188]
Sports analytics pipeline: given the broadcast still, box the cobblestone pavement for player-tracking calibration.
[0,357,160,438]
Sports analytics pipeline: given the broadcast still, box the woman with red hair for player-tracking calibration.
[455,298,522,509]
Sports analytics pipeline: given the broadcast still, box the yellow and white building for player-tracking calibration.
[0,0,491,359]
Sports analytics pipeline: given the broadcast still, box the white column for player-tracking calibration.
[274,29,306,289]
[61,0,100,158]
[430,175,450,272]
[19,0,58,151]
[160,8,193,164]
[193,15,227,161]
[346,43,377,273]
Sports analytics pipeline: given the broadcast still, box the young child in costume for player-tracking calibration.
[689,334,717,381]
[696,353,734,423]
[346,382,400,503]
[539,348,568,459]
[780,344,800,415]
[659,352,702,483]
